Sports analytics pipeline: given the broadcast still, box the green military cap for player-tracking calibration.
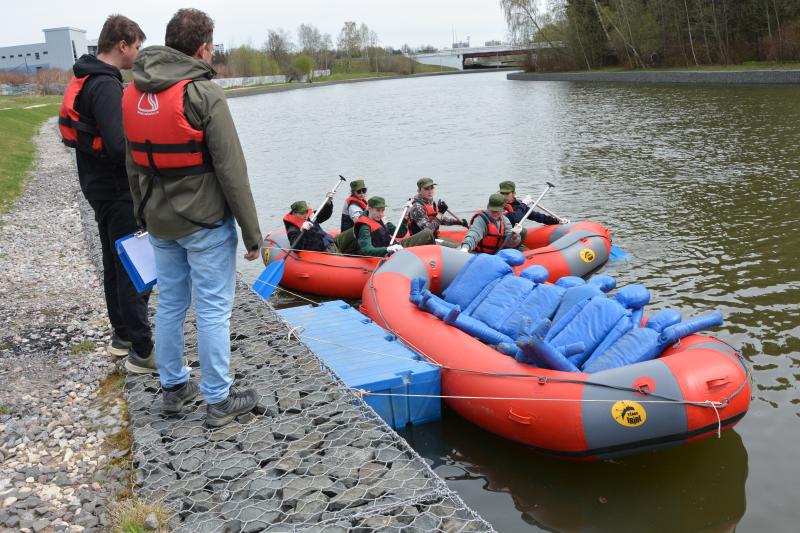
[350,179,366,192]
[416,177,437,189]
[498,180,516,193]
[290,200,310,213]
[487,193,506,212]
[367,196,386,208]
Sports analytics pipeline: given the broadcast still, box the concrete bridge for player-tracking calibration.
[411,42,564,71]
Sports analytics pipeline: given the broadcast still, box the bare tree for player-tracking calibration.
[265,28,293,72]
[338,21,360,71]
[297,24,322,56]
[320,33,333,70]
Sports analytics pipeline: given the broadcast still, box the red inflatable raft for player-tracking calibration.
[260,221,613,298]
[361,246,751,460]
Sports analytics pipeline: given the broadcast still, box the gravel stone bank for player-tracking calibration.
[0,118,129,532]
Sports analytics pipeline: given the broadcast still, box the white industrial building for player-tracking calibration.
[0,27,88,72]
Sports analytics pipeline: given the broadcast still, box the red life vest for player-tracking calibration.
[283,210,313,231]
[504,202,515,216]
[407,198,438,234]
[122,79,212,177]
[470,211,506,254]
[354,215,392,249]
[59,75,104,154]
[345,195,367,210]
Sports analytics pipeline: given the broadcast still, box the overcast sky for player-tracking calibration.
[1,0,511,50]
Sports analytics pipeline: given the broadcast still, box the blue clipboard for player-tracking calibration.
[115,231,157,293]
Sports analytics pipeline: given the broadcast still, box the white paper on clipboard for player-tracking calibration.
[119,232,157,285]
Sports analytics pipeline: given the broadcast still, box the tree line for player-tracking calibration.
[213,21,437,79]
[501,0,800,70]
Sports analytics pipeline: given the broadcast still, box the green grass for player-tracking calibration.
[311,71,398,82]
[70,340,97,355]
[0,95,60,212]
[0,404,9,416]
[110,498,171,533]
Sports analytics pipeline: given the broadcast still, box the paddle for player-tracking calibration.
[389,199,412,246]
[516,182,555,230]
[252,175,347,300]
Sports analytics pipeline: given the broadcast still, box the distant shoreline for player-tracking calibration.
[224,69,509,99]
[507,70,800,85]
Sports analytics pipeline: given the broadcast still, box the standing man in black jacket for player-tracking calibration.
[59,15,153,364]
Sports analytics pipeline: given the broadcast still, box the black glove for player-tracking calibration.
[460,218,469,228]
[437,199,448,214]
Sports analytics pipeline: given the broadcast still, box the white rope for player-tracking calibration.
[252,277,321,305]
[355,389,727,409]
[705,399,723,437]
[286,325,305,342]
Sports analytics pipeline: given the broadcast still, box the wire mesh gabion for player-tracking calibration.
[79,197,494,532]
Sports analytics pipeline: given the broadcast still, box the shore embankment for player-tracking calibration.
[225,68,500,99]
[507,69,800,84]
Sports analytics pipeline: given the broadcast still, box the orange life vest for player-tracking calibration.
[470,211,506,254]
[407,198,439,234]
[354,215,392,248]
[121,79,212,177]
[59,75,104,154]
[283,210,313,231]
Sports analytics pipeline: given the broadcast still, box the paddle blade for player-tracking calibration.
[609,245,630,261]
[252,259,285,300]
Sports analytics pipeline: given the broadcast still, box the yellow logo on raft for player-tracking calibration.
[262,248,270,264]
[579,248,595,263]
[612,400,647,427]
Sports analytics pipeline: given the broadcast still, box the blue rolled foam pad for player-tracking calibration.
[582,327,662,373]
[551,284,604,325]
[615,284,651,310]
[501,282,563,338]
[546,296,630,368]
[659,312,723,345]
[470,274,534,332]
[520,264,549,284]
[645,308,682,332]
[419,288,514,346]
[588,274,617,292]
[555,276,586,289]
[515,318,580,372]
[443,253,512,309]
[580,316,634,370]
[497,248,525,266]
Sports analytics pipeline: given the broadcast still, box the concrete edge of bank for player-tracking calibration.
[506,69,800,85]
[224,69,511,99]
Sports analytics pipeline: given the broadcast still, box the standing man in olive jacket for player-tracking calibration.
[59,15,153,363]
[123,8,262,427]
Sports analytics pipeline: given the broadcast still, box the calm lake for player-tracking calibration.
[229,71,800,532]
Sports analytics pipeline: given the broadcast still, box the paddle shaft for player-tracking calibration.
[515,182,554,229]
[389,202,411,245]
[287,175,347,251]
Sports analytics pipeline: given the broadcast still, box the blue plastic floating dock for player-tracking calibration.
[278,301,440,429]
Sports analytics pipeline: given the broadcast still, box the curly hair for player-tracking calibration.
[165,8,214,57]
[97,14,146,54]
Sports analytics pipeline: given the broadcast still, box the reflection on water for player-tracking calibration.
[230,72,800,531]
[400,405,747,533]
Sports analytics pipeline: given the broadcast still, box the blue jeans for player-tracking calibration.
[149,217,237,404]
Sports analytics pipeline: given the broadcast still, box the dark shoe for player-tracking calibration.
[124,348,157,374]
[205,388,258,428]
[107,333,132,358]
[162,380,199,415]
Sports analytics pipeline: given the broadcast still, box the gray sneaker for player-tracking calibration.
[107,334,132,358]
[206,388,258,428]
[162,380,199,415]
[124,348,157,374]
